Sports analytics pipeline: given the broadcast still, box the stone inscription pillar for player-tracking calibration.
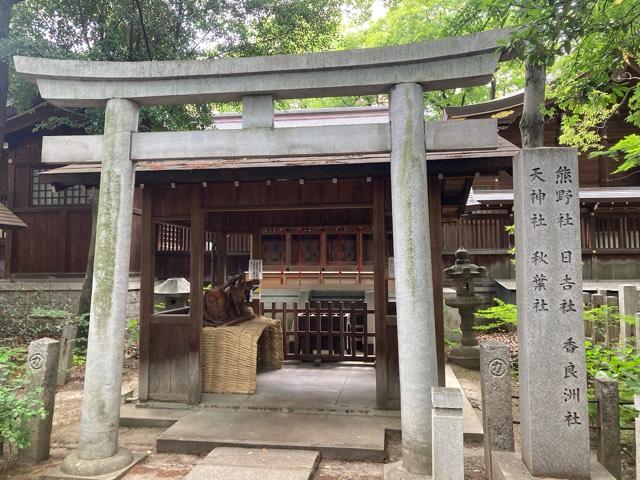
[514,148,590,479]
[389,82,437,475]
[19,338,60,464]
[479,341,514,480]
[61,98,139,476]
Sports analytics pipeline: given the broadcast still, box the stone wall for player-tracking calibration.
[0,281,140,338]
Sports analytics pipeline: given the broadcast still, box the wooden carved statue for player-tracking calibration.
[203,274,257,326]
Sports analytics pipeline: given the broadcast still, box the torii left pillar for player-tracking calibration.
[386,82,438,479]
[61,99,140,476]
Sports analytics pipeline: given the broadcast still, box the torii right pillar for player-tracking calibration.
[388,82,438,477]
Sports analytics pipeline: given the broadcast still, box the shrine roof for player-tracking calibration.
[0,204,28,229]
[471,187,640,205]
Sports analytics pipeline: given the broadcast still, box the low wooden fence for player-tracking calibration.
[255,301,376,363]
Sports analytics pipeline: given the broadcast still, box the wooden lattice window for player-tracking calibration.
[31,168,88,207]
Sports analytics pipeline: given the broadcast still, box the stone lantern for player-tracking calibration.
[154,277,191,309]
[444,247,487,369]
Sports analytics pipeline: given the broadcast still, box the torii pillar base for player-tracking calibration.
[42,451,146,480]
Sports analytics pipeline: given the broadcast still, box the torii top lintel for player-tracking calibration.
[14,29,510,108]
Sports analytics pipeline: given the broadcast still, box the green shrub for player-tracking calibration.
[0,373,45,451]
[14,308,79,342]
[473,299,517,332]
[585,342,640,427]
[472,298,639,427]
[0,346,27,372]
[125,319,140,350]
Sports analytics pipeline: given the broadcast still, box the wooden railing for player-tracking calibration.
[156,222,215,252]
[592,216,640,250]
[257,301,375,363]
[227,233,252,254]
[444,214,640,253]
[442,216,513,251]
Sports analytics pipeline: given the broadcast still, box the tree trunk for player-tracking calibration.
[520,59,546,148]
[78,188,99,315]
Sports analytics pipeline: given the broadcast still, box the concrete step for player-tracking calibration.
[183,447,320,480]
[119,403,189,428]
[156,409,385,461]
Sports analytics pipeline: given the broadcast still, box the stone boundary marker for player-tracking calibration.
[514,148,590,478]
[595,377,621,479]
[591,293,605,343]
[605,296,619,348]
[57,324,77,386]
[635,395,639,480]
[479,341,515,480]
[431,387,464,480]
[19,338,60,465]
[0,365,6,458]
[618,285,638,344]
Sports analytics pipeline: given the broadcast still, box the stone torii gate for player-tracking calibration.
[15,29,509,479]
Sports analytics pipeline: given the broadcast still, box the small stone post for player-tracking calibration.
[0,365,6,458]
[583,293,592,337]
[605,296,619,348]
[60,98,139,477]
[636,313,640,352]
[388,82,437,476]
[595,376,621,479]
[618,285,637,345]
[431,387,464,480]
[634,395,639,480]
[57,324,77,386]
[591,293,605,343]
[633,313,640,352]
[514,148,590,479]
[19,338,60,465]
[479,342,514,480]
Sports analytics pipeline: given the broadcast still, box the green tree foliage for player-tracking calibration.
[451,0,640,162]
[2,0,365,132]
[339,0,524,117]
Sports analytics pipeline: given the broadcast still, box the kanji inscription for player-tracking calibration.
[514,149,589,478]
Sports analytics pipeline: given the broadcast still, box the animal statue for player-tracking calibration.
[203,274,257,326]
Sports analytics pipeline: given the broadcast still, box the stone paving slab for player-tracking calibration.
[185,464,313,480]
[182,447,320,480]
[156,409,385,460]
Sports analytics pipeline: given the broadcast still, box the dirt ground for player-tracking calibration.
[1,364,487,480]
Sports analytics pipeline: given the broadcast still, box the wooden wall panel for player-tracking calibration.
[130,212,142,272]
[338,178,372,204]
[12,212,64,273]
[64,211,92,272]
[237,182,270,206]
[152,184,191,217]
[200,180,372,211]
[12,165,32,209]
